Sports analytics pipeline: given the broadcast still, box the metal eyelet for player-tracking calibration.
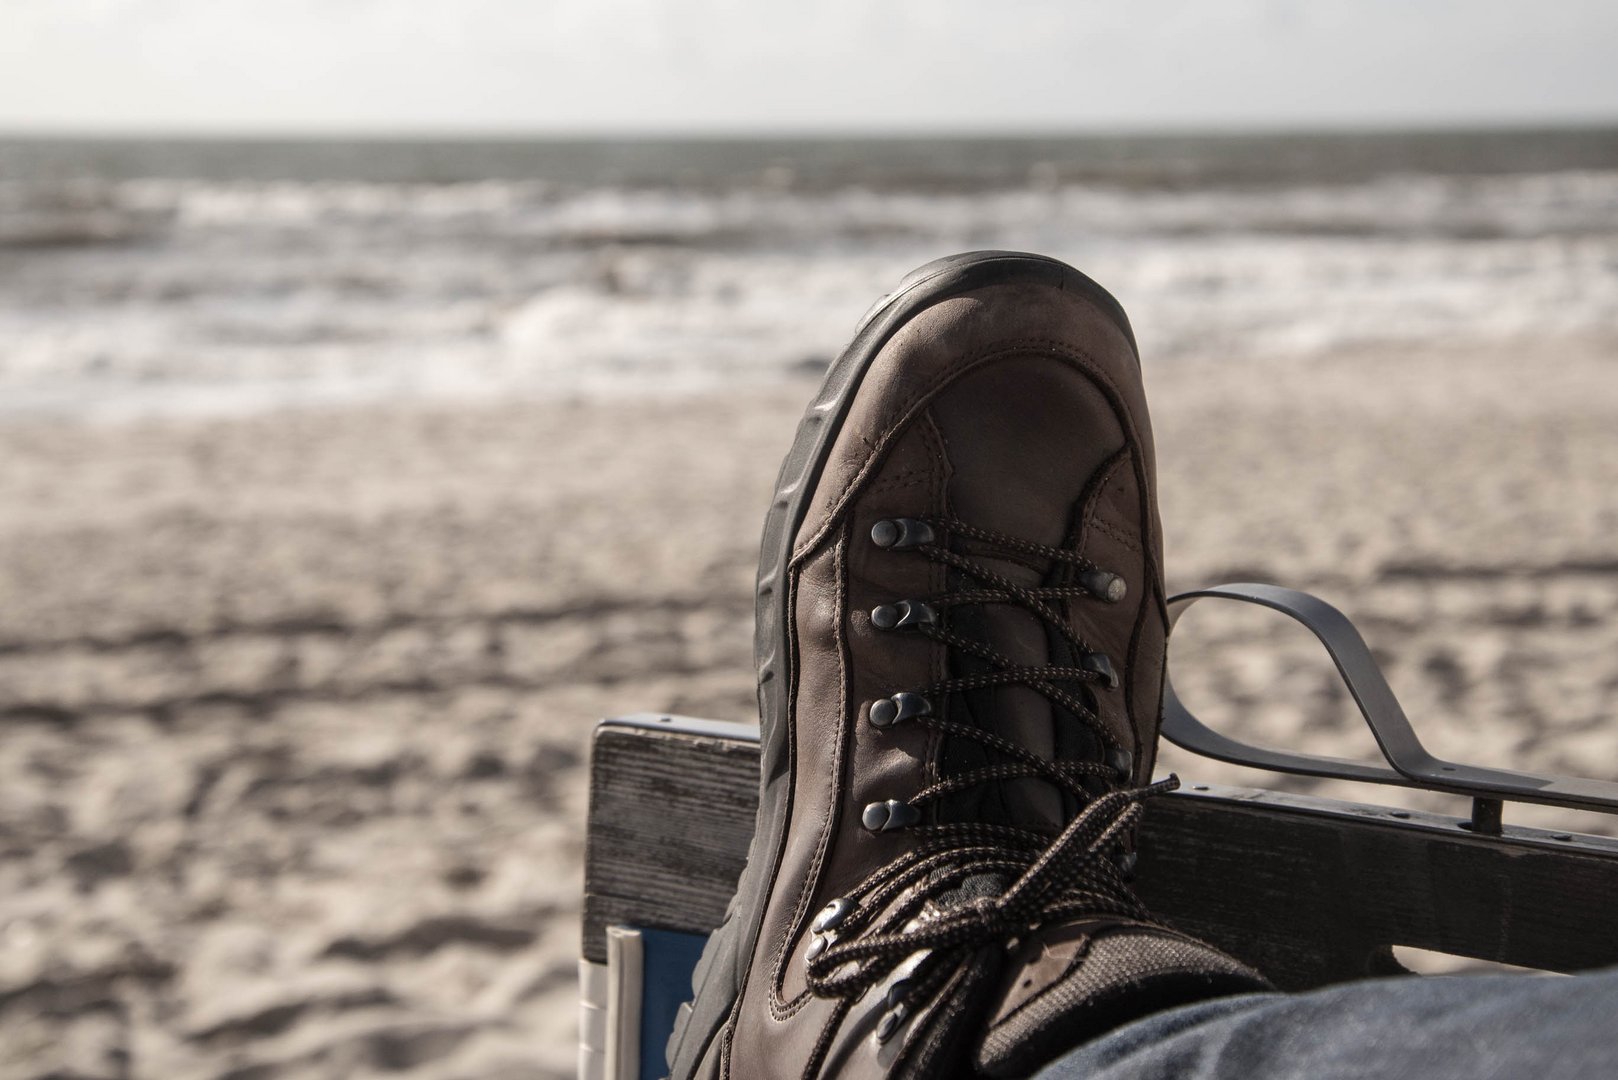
[875,1003,910,1044]
[868,692,932,728]
[870,518,936,550]
[812,897,857,934]
[870,600,938,631]
[1105,748,1134,778]
[1081,651,1118,689]
[1079,569,1127,603]
[862,799,921,833]
[805,931,836,962]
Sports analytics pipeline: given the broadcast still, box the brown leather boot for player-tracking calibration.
[666,252,1268,1080]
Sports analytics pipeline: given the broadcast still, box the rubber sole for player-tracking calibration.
[663,251,1137,1080]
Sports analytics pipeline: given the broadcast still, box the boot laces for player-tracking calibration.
[804,514,1177,1033]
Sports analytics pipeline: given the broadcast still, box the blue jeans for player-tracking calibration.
[1035,966,1618,1079]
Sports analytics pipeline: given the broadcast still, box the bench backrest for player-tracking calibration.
[584,714,1618,991]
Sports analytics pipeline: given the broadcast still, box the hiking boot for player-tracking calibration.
[666,251,1268,1080]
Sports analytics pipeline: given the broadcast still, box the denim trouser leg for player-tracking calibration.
[1034,966,1618,1080]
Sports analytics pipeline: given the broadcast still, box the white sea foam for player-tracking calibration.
[2,168,1615,420]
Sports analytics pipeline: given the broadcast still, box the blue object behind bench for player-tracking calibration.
[637,927,708,1080]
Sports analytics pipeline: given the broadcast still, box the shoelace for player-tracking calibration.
[803,515,1177,1046]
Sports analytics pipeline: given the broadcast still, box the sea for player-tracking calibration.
[1,129,1615,419]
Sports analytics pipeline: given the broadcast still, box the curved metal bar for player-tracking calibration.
[1162,583,1618,815]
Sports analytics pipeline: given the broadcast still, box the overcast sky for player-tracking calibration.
[4,0,1617,135]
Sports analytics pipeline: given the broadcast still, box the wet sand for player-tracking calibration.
[2,334,1617,1078]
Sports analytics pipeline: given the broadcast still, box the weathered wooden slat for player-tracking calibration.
[1137,789,1618,988]
[583,718,759,965]
[584,715,1618,989]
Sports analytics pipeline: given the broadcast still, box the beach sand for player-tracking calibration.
[2,333,1617,1078]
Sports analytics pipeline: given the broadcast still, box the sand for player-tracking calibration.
[2,333,1617,1079]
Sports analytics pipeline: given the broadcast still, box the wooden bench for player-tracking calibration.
[578,585,1618,1080]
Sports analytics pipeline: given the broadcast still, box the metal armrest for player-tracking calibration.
[1163,583,1618,832]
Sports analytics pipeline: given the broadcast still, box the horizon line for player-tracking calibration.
[4,114,1618,143]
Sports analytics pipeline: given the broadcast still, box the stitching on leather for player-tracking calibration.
[722,555,814,1075]
[768,528,850,1019]
[1122,442,1168,773]
[1125,575,1154,770]
[918,409,950,790]
[1074,449,1126,549]
[792,338,1148,563]
[1091,515,1143,552]
[867,473,937,496]
[867,465,935,495]
[1058,447,1128,703]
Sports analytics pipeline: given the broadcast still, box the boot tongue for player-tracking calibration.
[927,368,1110,834]
[937,549,1097,834]
[926,869,1007,912]
[972,920,1273,1078]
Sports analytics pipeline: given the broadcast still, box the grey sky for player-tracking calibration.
[4,0,1618,135]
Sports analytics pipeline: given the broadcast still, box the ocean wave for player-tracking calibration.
[32,169,1617,245]
[0,179,172,249]
[2,169,1615,419]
